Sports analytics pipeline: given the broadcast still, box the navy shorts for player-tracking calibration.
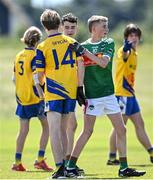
[116,96,140,116]
[45,99,76,114]
[16,101,45,119]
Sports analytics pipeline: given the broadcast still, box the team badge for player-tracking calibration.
[88,105,94,110]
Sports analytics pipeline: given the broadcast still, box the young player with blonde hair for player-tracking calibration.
[12,26,53,172]
[66,16,146,178]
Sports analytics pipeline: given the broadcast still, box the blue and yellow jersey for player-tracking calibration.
[35,33,79,101]
[114,47,137,96]
[14,48,40,105]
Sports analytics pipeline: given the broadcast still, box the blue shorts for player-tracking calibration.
[45,99,76,114]
[16,101,45,120]
[116,96,140,116]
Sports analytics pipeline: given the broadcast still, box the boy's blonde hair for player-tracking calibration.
[21,26,42,47]
[88,15,108,33]
[40,9,61,30]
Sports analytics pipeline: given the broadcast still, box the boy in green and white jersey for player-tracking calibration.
[66,15,146,178]
[82,38,114,100]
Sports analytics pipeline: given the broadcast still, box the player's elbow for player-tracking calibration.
[101,58,109,68]
[12,75,16,84]
[100,61,108,68]
[102,63,107,68]
[38,72,45,85]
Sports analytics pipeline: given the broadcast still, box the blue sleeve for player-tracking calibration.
[35,49,46,68]
[31,56,36,72]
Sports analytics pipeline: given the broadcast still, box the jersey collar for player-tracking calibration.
[88,38,102,45]
[48,33,62,38]
[25,47,35,50]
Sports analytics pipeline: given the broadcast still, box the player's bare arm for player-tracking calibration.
[12,73,16,85]
[77,59,85,86]
[69,42,109,68]
[84,49,109,68]
[33,72,45,99]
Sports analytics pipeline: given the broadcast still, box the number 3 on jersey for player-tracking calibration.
[52,48,75,69]
[18,61,24,75]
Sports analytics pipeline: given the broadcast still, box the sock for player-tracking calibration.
[65,155,71,167]
[55,162,63,171]
[148,147,153,157]
[119,157,128,170]
[37,150,45,162]
[62,159,66,167]
[67,156,77,169]
[109,153,116,161]
[15,153,22,165]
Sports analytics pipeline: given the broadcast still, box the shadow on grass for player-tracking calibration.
[85,174,122,179]
[130,164,153,167]
[85,178,122,179]
[26,170,51,173]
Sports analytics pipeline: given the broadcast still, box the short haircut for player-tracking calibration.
[40,9,61,30]
[88,15,108,33]
[124,23,142,40]
[21,26,42,47]
[61,13,78,25]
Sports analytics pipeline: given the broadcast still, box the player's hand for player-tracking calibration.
[123,40,132,52]
[69,42,86,55]
[77,86,86,106]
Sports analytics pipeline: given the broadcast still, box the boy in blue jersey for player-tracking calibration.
[66,16,146,178]
[35,9,110,179]
[12,26,53,172]
[107,24,153,165]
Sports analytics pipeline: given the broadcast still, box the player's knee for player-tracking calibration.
[52,125,60,133]
[68,121,78,132]
[72,122,77,132]
[121,125,126,136]
[116,125,126,137]
[20,127,29,135]
[83,128,93,138]
[42,125,49,136]
[135,120,145,130]
[41,120,49,130]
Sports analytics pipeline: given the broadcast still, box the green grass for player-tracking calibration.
[0,116,153,179]
[0,38,153,179]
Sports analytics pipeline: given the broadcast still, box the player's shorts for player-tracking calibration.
[45,99,76,114]
[16,101,45,120]
[85,94,120,116]
[116,96,140,116]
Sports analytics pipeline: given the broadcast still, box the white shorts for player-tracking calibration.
[85,94,121,116]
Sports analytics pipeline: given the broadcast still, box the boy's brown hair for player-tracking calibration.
[21,26,42,47]
[124,23,142,40]
[88,15,108,33]
[61,13,78,25]
[40,9,61,30]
